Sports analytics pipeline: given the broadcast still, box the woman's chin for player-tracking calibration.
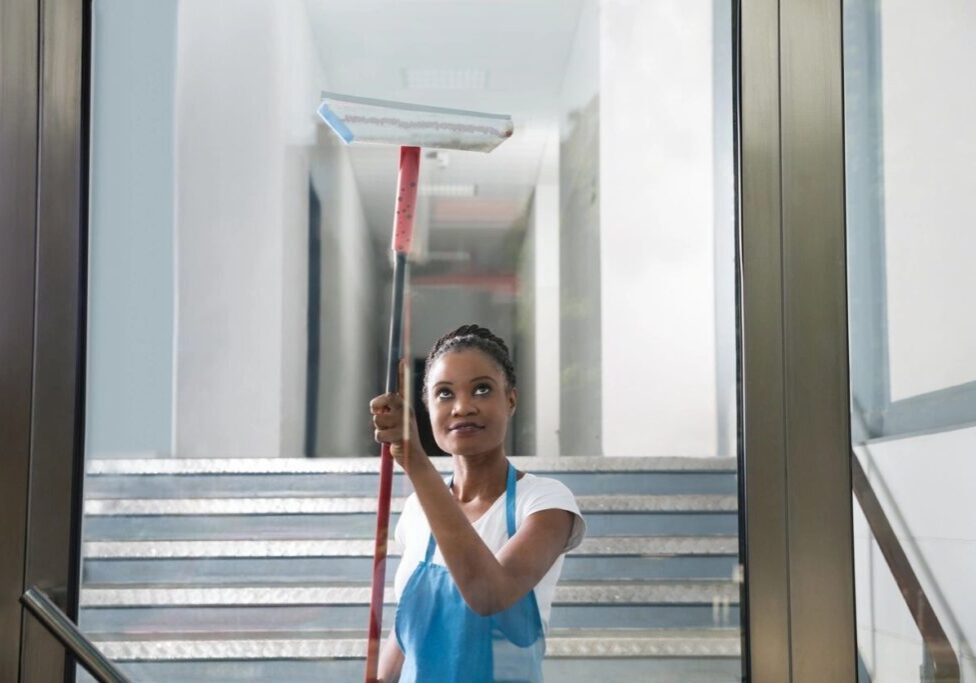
[445,441,506,459]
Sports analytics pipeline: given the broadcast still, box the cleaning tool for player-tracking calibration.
[316,92,513,683]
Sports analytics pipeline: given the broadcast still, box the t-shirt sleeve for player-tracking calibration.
[522,477,586,553]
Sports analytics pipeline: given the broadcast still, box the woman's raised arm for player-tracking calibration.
[371,392,574,616]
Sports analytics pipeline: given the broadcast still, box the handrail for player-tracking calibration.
[20,586,130,683]
[851,454,960,682]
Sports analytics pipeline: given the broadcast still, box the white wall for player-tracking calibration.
[558,0,602,456]
[599,0,723,456]
[515,198,538,456]
[533,130,562,457]
[881,0,976,401]
[173,0,318,457]
[513,138,560,458]
[86,0,177,457]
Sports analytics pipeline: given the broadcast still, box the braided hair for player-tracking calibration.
[423,324,516,400]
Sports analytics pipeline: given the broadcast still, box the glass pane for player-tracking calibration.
[80,0,741,680]
[844,0,975,680]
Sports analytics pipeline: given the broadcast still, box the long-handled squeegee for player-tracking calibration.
[316,92,512,683]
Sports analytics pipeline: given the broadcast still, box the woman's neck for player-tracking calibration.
[450,450,508,503]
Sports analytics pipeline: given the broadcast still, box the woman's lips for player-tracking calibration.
[449,423,483,434]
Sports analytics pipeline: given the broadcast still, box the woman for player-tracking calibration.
[370,324,586,683]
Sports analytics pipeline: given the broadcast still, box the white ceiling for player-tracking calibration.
[304,0,586,271]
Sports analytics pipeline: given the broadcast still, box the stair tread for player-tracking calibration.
[83,535,739,559]
[83,494,738,515]
[87,456,737,476]
[89,628,742,660]
[79,580,741,607]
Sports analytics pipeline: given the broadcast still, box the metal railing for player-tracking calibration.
[20,586,130,683]
[851,454,960,682]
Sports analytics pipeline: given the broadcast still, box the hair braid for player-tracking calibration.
[423,324,516,399]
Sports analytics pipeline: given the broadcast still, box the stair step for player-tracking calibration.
[83,657,743,683]
[89,627,741,660]
[80,581,741,607]
[79,628,741,683]
[82,494,738,540]
[83,512,737,541]
[81,603,739,633]
[84,494,738,514]
[84,554,739,585]
[87,456,738,475]
[83,536,738,559]
[81,537,740,585]
[85,457,737,498]
[78,582,740,633]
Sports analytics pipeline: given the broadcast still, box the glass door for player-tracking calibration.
[77,1,744,681]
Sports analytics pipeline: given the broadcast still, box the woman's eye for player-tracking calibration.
[435,388,453,400]
[473,384,491,396]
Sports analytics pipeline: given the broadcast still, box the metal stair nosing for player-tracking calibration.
[79,581,742,608]
[81,535,740,559]
[83,493,739,516]
[86,456,738,476]
[90,630,742,662]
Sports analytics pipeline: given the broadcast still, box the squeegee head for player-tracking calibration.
[317,91,513,152]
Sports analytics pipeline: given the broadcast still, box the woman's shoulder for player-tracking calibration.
[517,472,577,501]
[515,472,581,518]
[516,472,586,551]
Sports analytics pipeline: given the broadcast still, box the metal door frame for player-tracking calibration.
[0,0,88,680]
[738,0,857,680]
[0,0,857,680]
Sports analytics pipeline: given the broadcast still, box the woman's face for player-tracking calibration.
[425,348,516,458]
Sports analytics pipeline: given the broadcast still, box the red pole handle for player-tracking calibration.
[392,146,420,254]
[364,443,394,683]
[365,145,420,683]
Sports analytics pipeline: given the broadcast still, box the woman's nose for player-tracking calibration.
[451,395,476,415]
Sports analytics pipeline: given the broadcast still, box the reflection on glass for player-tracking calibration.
[845,0,975,680]
[80,1,741,681]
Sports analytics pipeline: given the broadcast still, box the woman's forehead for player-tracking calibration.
[428,348,503,382]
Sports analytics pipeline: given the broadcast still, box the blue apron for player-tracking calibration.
[395,462,545,683]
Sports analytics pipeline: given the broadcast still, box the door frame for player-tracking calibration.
[738,0,857,680]
[0,0,89,679]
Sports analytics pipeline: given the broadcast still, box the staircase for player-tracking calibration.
[78,456,742,682]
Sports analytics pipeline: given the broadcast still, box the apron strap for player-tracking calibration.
[505,461,517,538]
[424,461,518,563]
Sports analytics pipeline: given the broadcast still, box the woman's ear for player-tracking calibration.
[508,387,518,416]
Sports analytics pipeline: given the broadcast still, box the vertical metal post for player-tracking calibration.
[0,0,40,679]
[739,0,857,680]
[778,0,856,679]
[738,0,792,678]
[18,0,89,680]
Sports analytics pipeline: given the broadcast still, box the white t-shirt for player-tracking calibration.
[393,472,586,631]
